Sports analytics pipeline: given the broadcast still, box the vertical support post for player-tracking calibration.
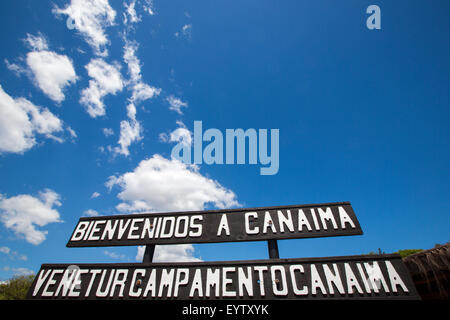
[267,240,279,259]
[143,244,155,263]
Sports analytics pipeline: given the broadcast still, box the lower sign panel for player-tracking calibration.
[28,254,419,300]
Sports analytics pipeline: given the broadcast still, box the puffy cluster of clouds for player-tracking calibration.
[123,40,160,100]
[4,59,26,77]
[0,189,62,245]
[26,51,77,103]
[106,154,239,213]
[114,40,160,156]
[115,103,142,156]
[123,0,156,25]
[123,0,141,25]
[53,0,116,57]
[136,244,201,263]
[23,33,49,51]
[0,1,233,267]
[166,95,188,115]
[80,58,124,117]
[0,85,64,154]
[6,33,78,103]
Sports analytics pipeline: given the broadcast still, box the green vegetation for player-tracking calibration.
[395,249,423,258]
[362,248,424,258]
[0,275,35,300]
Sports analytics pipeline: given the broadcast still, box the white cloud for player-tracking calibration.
[169,127,192,146]
[53,0,116,56]
[91,192,101,199]
[107,154,239,213]
[12,267,34,276]
[115,200,150,213]
[26,51,77,103]
[4,59,26,76]
[136,244,201,263]
[160,124,192,147]
[0,189,62,245]
[182,24,192,37]
[83,209,100,217]
[80,58,123,117]
[23,33,77,103]
[123,40,161,103]
[16,254,28,261]
[0,85,64,154]
[22,101,63,137]
[15,253,27,261]
[102,128,114,137]
[67,126,77,139]
[114,103,142,156]
[123,0,156,22]
[166,95,188,114]
[0,247,27,261]
[104,250,126,260]
[0,247,10,254]
[115,118,141,156]
[143,0,155,16]
[123,41,140,83]
[6,34,77,103]
[159,121,189,143]
[123,0,140,25]
[158,132,169,143]
[131,82,160,104]
[175,24,192,39]
[136,246,144,260]
[23,33,49,51]
[113,40,160,157]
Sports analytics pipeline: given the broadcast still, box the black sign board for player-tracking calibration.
[67,202,362,247]
[27,254,419,300]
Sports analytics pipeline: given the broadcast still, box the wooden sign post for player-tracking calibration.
[27,201,420,300]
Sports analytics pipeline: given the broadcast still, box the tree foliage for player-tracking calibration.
[395,249,423,258]
[0,275,35,300]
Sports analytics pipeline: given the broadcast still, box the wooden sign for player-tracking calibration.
[67,202,362,247]
[27,254,419,300]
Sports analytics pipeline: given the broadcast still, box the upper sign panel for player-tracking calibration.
[67,202,362,247]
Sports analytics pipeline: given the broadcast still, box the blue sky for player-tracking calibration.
[0,0,449,280]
